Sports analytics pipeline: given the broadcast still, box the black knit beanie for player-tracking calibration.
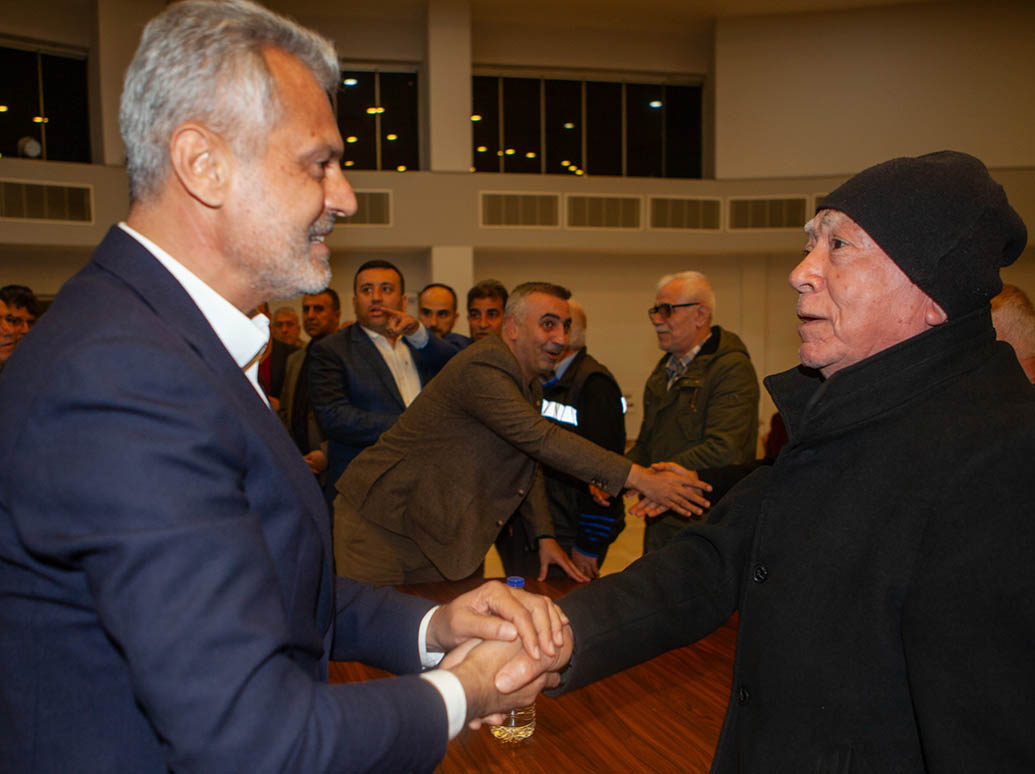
[820,151,1027,317]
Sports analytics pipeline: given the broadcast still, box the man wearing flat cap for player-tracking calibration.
[478,151,1035,772]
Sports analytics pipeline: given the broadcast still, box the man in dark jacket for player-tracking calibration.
[537,300,627,579]
[487,151,1035,773]
[627,270,760,552]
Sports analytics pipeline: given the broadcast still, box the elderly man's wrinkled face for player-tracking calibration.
[792,209,944,378]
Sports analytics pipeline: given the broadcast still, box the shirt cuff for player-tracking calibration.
[405,324,429,349]
[419,669,467,740]
[418,605,444,668]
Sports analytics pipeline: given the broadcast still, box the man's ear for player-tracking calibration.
[168,123,232,208]
[924,298,948,327]
[503,314,517,341]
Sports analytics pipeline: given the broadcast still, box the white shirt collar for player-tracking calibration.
[118,223,269,401]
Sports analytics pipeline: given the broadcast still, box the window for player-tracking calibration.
[0,43,90,163]
[472,74,701,179]
[337,69,419,172]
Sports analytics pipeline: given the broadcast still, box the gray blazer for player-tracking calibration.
[337,335,631,580]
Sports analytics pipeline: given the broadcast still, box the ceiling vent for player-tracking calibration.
[0,179,92,223]
[481,192,560,228]
[728,196,807,230]
[344,190,392,226]
[567,195,641,229]
[649,196,721,230]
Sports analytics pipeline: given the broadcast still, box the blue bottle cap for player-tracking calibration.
[505,576,525,588]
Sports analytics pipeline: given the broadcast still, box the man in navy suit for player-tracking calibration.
[0,2,566,772]
[309,260,456,506]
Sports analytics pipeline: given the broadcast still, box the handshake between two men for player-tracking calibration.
[423,578,576,729]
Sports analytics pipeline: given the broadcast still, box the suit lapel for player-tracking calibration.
[350,324,406,409]
[93,228,333,583]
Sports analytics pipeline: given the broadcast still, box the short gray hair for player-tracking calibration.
[567,300,587,350]
[120,0,339,203]
[657,270,716,321]
[504,282,571,322]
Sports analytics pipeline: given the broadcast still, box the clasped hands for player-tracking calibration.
[592,461,712,519]
[426,580,574,728]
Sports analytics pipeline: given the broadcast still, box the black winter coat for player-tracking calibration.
[557,308,1035,773]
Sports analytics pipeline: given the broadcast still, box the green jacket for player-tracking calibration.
[627,326,759,470]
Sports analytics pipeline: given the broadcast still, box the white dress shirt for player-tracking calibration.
[360,324,428,406]
[118,223,467,739]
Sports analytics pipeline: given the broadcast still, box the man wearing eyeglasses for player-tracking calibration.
[629,271,759,552]
[0,284,39,375]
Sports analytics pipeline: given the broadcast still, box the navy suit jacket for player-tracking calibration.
[308,321,454,500]
[0,227,446,772]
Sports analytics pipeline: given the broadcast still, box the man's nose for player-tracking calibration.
[326,165,358,220]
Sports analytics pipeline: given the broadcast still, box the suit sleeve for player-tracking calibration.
[463,358,631,496]
[8,335,446,773]
[553,472,763,694]
[308,334,402,446]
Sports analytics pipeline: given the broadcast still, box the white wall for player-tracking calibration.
[715,2,1035,179]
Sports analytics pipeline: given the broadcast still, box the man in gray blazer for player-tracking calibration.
[335,282,709,585]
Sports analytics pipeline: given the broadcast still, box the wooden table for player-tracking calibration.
[330,577,738,773]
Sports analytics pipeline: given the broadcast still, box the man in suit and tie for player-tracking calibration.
[279,288,342,487]
[0,2,571,771]
[308,259,456,506]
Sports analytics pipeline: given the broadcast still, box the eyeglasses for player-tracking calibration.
[647,302,700,320]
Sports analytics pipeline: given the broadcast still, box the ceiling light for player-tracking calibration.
[470,114,482,122]
[476,145,488,153]
[346,136,358,143]
[649,100,662,109]
[344,160,355,167]
[396,165,407,171]
[563,122,575,130]
[560,160,570,167]
[343,78,358,86]
[386,133,398,141]
[504,148,515,156]
[525,151,536,159]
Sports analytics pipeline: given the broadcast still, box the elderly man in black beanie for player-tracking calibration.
[472,151,1035,773]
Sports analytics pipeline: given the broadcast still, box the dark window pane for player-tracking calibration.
[379,72,419,172]
[40,53,90,163]
[585,81,621,176]
[472,75,500,173]
[0,48,42,160]
[501,77,540,174]
[544,79,581,175]
[337,70,376,170]
[626,83,664,178]
[664,84,702,179]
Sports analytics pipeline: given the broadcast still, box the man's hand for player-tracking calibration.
[302,449,327,475]
[443,625,574,728]
[628,462,711,517]
[426,580,567,660]
[570,548,600,580]
[625,462,711,517]
[537,537,590,583]
[381,307,420,338]
[589,483,611,507]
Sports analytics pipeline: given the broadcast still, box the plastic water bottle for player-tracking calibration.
[488,576,537,742]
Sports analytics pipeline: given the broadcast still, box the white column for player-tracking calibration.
[429,245,474,302]
[93,0,165,166]
[425,0,472,172]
